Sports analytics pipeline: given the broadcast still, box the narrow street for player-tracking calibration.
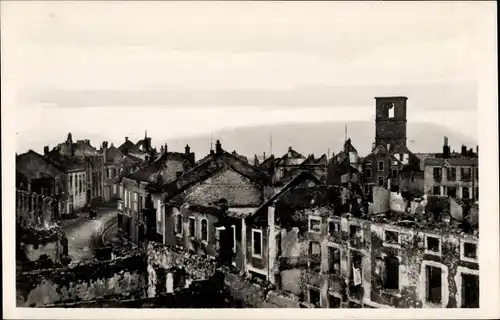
[63,206,118,261]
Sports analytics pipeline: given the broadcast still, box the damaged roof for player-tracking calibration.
[155,150,271,202]
[105,144,125,164]
[251,171,322,219]
[16,150,64,180]
[45,150,86,172]
[127,152,192,183]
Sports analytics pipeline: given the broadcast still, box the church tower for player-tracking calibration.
[374,96,408,151]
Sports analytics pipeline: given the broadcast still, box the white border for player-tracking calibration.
[2,1,498,319]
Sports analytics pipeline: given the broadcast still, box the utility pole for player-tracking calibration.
[270,132,273,156]
[345,125,347,142]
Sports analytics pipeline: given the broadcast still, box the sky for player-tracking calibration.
[2,1,492,154]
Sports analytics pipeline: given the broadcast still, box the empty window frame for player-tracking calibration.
[426,265,442,304]
[308,241,321,271]
[200,219,209,242]
[461,241,478,262]
[174,214,183,235]
[328,246,341,275]
[378,161,384,172]
[252,229,263,257]
[425,236,441,255]
[308,216,321,234]
[188,217,196,237]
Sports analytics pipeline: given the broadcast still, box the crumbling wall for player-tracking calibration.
[372,187,390,213]
[16,253,146,307]
[369,223,478,308]
[147,242,218,297]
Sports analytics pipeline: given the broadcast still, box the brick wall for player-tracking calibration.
[183,167,263,207]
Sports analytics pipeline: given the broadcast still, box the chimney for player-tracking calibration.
[215,140,222,155]
[125,137,129,142]
[443,136,450,158]
[263,152,266,161]
[160,145,164,153]
[476,145,479,155]
[461,145,467,156]
[185,144,190,155]
[44,146,49,156]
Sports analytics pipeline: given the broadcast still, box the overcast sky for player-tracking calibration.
[2,1,493,153]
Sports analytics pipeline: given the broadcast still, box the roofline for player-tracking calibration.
[374,96,408,100]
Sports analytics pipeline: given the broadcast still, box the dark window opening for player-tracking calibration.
[385,230,399,244]
[426,265,442,304]
[447,167,456,181]
[175,215,182,234]
[201,219,208,241]
[378,161,384,172]
[309,241,321,271]
[433,167,442,181]
[433,186,440,195]
[462,187,470,199]
[461,167,471,181]
[427,237,440,253]
[462,274,479,308]
[309,288,321,307]
[365,168,372,179]
[475,187,479,201]
[464,242,477,259]
[252,230,262,256]
[378,176,384,186]
[188,218,195,237]
[384,256,400,290]
[328,247,341,275]
[328,295,341,308]
[329,221,340,236]
[392,169,398,179]
[448,187,457,198]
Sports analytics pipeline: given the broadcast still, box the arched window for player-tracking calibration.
[200,219,208,242]
[174,214,183,235]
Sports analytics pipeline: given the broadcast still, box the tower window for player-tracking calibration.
[388,103,395,118]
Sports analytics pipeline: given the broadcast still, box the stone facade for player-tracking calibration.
[275,206,479,308]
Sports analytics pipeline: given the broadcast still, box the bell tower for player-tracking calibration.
[374,96,408,150]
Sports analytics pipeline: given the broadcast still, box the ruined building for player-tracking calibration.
[363,97,424,197]
[44,133,106,208]
[118,143,196,246]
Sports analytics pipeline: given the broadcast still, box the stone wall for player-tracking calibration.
[16,253,146,307]
[147,242,218,297]
[146,241,302,308]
